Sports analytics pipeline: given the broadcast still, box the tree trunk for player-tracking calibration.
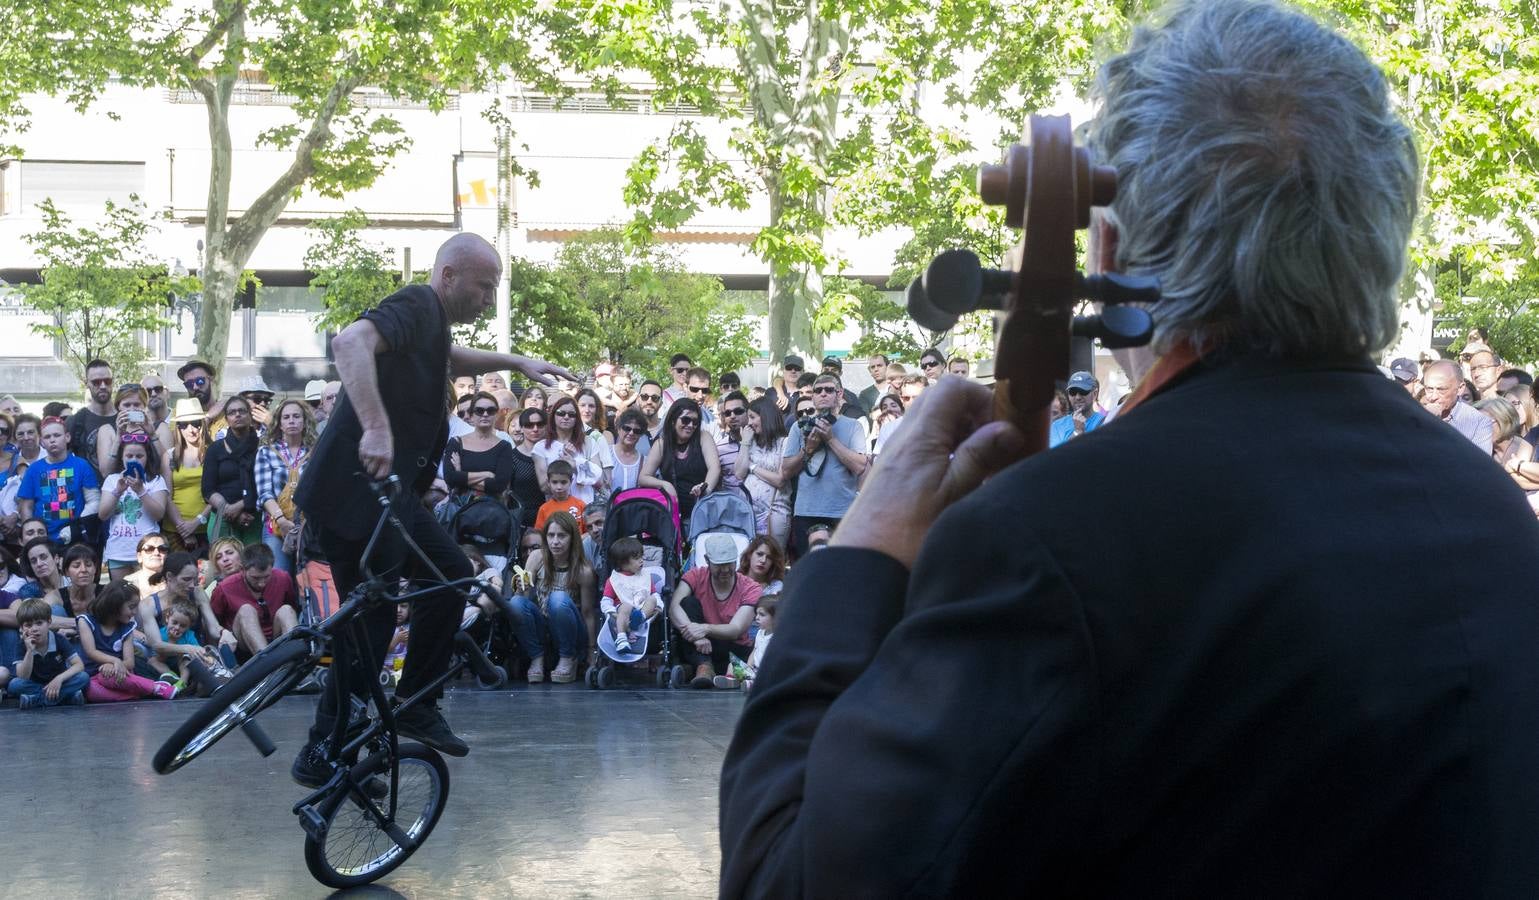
[766,189,821,362]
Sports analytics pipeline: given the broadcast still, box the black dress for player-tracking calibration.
[200,430,259,510]
[660,439,707,521]
[509,446,543,527]
[442,436,514,496]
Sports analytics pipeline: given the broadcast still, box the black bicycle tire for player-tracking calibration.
[152,639,316,775]
[304,742,450,888]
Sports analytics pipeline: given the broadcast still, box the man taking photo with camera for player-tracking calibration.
[781,372,867,557]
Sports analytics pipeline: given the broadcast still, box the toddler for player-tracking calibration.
[77,581,177,702]
[602,536,661,654]
[719,595,777,691]
[153,602,231,696]
[5,597,88,707]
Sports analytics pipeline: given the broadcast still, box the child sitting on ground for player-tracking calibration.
[6,597,89,707]
[77,581,177,702]
[151,601,231,697]
[602,536,662,654]
[718,595,777,691]
[535,460,587,532]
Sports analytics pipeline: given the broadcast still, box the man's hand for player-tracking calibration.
[1072,409,1088,435]
[358,425,394,480]
[830,378,1027,569]
[44,676,63,701]
[251,404,272,427]
[694,638,712,655]
[219,629,237,650]
[806,420,831,451]
[512,355,579,388]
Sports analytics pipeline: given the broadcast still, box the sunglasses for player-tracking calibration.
[178,420,202,429]
[90,377,114,388]
[688,386,710,395]
[797,406,815,415]
[672,366,689,373]
[141,545,168,554]
[723,407,747,417]
[554,410,577,418]
[184,377,209,390]
[120,432,151,444]
[784,366,803,373]
[146,385,166,396]
[525,418,546,427]
[307,399,321,408]
[638,392,662,402]
[812,386,839,395]
[677,417,699,426]
[1067,389,1089,397]
[620,424,644,435]
[921,360,942,369]
[0,428,9,437]
[242,394,272,406]
[471,405,498,416]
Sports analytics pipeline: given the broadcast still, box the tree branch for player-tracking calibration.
[184,0,247,70]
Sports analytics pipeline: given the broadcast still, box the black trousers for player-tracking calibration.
[309,499,471,742]
[678,594,753,675]
[790,515,841,559]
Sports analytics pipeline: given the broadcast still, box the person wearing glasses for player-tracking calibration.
[175,359,219,422]
[442,391,517,570]
[610,408,650,494]
[780,373,868,557]
[1464,347,1505,401]
[163,399,210,554]
[67,358,118,474]
[715,391,751,494]
[635,380,666,442]
[1421,360,1494,454]
[818,356,865,419]
[917,347,947,384]
[662,353,695,405]
[683,368,718,435]
[141,373,171,429]
[124,534,170,597]
[95,382,172,478]
[640,398,721,526]
[201,395,263,548]
[533,396,606,504]
[508,408,547,527]
[770,354,805,419]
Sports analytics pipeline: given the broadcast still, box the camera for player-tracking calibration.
[797,412,836,435]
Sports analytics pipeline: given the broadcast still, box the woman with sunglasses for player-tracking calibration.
[95,382,172,478]
[163,399,209,554]
[255,397,318,573]
[611,408,650,494]
[509,408,547,527]
[442,391,517,565]
[98,430,169,580]
[533,395,605,504]
[123,534,170,597]
[200,395,261,548]
[640,397,721,527]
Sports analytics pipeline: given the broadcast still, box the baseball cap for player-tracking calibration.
[1066,371,1098,392]
[821,355,843,371]
[304,379,326,402]
[782,355,805,370]
[702,533,739,565]
[1388,358,1418,383]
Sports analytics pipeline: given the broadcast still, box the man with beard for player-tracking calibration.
[636,379,666,446]
[176,359,218,422]
[141,373,170,431]
[1049,371,1105,447]
[67,359,117,473]
[291,233,574,784]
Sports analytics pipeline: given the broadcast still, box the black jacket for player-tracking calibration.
[295,284,450,540]
[720,355,1539,897]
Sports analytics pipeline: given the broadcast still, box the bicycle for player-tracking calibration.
[153,476,509,888]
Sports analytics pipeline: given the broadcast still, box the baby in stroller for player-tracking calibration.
[601,537,662,656]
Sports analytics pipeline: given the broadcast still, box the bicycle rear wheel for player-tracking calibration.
[304,742,450,888]
[153,639,316,774]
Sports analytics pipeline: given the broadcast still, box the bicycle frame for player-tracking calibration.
[291,477,497,844]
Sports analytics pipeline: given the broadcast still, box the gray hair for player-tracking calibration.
[1475,397,1522,443]
[1089,0,1419,358]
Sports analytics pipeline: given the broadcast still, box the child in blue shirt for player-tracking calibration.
[15,418,100,544]
[6,597,88,707]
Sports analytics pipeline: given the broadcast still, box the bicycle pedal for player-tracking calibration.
[297,804,329,842]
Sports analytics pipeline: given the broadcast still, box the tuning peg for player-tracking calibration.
[923,249,1013,315]
[1071,305,1154,349]
[1077,272,1161,306]
[906,279,959,333]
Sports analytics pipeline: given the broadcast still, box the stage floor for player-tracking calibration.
[1,685,745,898]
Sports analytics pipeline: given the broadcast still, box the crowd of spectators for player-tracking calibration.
[5,331,1533,706]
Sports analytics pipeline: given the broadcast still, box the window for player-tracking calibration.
[254,285,327,358]
[17,161,145,211]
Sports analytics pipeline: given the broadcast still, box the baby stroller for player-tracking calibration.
[686,489,757,571]
[587,487,683,689]
[449,495,525,676]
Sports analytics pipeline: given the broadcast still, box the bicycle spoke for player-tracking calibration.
[320,756,438,878]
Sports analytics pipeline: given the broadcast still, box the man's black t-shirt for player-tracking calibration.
[67,409,115,473]
[295,284,451,540]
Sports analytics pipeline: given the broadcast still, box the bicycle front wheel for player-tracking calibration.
[153,639,316,774]
[304,742,450,888]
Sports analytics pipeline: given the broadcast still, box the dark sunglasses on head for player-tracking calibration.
[184,377,209,390]
[471,405,498,416]
[119,382,143,393]
[639,392,662,402]
[812,386,839,395]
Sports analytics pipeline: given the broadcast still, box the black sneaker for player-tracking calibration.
[291,740,388,799]
[394,703,470,757]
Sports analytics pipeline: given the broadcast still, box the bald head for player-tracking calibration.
[432,234,501,325]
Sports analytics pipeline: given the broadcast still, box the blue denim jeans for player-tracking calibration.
[0,628,20,673]
[507,590,586,659]
[7,671,90,704]
[262,529,293,573]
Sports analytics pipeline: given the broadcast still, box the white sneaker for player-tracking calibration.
[613,632,632,653]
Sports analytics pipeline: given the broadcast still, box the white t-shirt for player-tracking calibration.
[101,473,169,563]
[532,437,606,504]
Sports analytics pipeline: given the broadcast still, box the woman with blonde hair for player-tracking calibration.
[96,382,173,477]
[1476,397,1533,467]
[255,397,317,573]
[201,537,246,590]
